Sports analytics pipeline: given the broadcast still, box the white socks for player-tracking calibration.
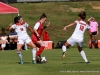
[32,48,37,60]
[62,45,66,52]
[1,44,6,49]
[17,51,23,61]
[17,48,37,61]
[80,50,88,62]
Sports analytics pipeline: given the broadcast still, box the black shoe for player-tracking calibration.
[62,51,66,60]
[36,55,42,63]
[86,61,90,64]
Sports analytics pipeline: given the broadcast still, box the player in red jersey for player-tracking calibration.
[31,13,50,63]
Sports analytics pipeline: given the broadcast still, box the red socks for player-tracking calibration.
[36,46,45,56]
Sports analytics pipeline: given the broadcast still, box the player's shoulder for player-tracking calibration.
[75,20,87,24]
[36,21,41,24]
[35,21,41,26]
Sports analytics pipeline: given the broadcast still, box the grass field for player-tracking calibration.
[0,48,100,75]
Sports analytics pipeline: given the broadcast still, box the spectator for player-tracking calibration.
[0,28,8,50]
[9,29,17,50]
[87,17,98,49]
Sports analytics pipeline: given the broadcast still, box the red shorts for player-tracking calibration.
[31,34,41,48]
[31,34,40,43]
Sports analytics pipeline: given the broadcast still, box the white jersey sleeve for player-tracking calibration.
[24,22,29,27]
[11,24,16,29]
[34,22,40,30]
[87,24,90,29]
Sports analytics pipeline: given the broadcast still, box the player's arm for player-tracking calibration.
[27,26,34,33]
[97,26,98,35]
[87,17,92,24]
[63,22,76,31]
[7,23,13,31]
[87,25,91,35]
[88,29,91,35]
[33,28,40,38]
[33,22,40,37]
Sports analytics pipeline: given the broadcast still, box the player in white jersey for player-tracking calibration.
[62,11,90,63]
[8,16,37,64]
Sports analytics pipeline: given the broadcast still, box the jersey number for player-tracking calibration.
[79,25,84,31]
[20,28,24,31]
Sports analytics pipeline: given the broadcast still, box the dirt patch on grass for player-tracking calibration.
[92,6,100,10]
[69,8,84,12]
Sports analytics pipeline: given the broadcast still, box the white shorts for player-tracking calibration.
[67,37,83,47]
[1,36,7,40]
[17,37,31,44]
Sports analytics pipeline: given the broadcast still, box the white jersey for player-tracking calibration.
[11,22,29,39]
[71,20,89,41]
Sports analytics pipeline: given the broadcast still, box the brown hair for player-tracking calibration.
[78,11,86,20]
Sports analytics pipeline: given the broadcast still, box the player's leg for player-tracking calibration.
[35,40,45,63]
[89,35,93,49]
[62,41,70,59]
[36,40,45,56]
[62,37,75,59]
[77,45,89,63]
[27,39,37,64]
[94,35,98,48]
[17,43,24,64]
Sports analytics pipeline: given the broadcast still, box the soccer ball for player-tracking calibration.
[41,57,47,63]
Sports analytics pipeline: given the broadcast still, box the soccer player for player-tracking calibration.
[8,16,37,64]
[31,13,50,63]
[62,11,90,63]
[87,17,98,49]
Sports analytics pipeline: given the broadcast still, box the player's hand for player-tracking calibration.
[9,23,12,27]
[36,33,40,38]
[63,27,67,31]
[47,22,50,27]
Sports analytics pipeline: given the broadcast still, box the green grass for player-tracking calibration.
[0,48,100,75]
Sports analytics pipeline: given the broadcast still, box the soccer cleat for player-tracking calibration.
[86,61,90,64]
[32,60,37,64]
[62,51,66,59]
[20,60,24,64]
[36,55,42,63]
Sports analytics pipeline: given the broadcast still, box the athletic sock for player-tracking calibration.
[36,46,45,56]
[1,44,4,49]
[62,45,66,52]
[80,50,88,62]
[17,51,23,61]
[1,44,6,49]
[32,48,37,60]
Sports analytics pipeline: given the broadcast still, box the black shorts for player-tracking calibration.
[91,31,97,35]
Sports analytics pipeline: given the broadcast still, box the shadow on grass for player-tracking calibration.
[63,62,88,64]
[16,62,32,64]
